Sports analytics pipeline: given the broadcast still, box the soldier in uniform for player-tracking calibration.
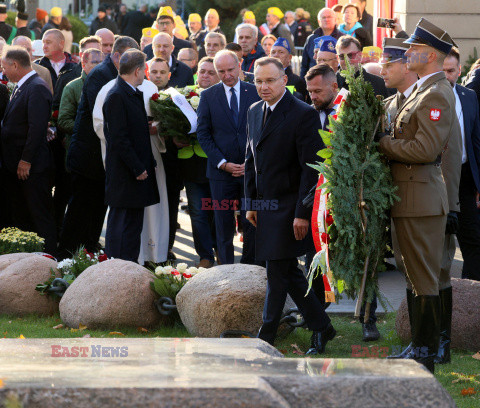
[377,18,460,373]
[0,4,14,43]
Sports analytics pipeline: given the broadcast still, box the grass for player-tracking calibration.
[1,313,479,408]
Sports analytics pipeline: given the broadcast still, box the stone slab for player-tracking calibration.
[0,338,455,407]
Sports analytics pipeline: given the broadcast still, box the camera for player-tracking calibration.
[377,18,396,29]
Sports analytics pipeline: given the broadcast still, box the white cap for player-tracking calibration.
[32,39,44,57]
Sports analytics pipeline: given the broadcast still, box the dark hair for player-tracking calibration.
[332,4,343,12]
[119,49,145,75]
[79,35,101,50]
[225,42,242,53]
[448,47,460,63]
[149,56,170,71]
[59,16,72,31]
[342,4,361,19]
[198,56,214,66]
[336,35,361,52]
[2,46,31,68]
[112,36,140,55]
[254,56,284,72]
[305,63,337,83]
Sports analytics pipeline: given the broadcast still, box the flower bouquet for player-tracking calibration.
[149,86,203,145]
[36,247,109,299]
[0,227,44,254]
[149,263,206,324]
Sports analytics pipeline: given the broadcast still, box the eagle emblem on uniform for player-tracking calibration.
[282,39,288,48]
[328,41,335,51]
[430,109,441,121]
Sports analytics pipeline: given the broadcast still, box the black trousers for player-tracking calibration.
[7,170,57,255]
[58,171,107,257]
[162,145,182,251]
[258,258,331,345]
[0,167,12,230]
[50,138,72,237]
[457,163,480,281]
[105,207,144,262]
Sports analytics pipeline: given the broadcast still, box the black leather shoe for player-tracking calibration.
[362,321,380,342]
[306,323,336,355]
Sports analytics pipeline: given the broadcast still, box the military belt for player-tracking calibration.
[392,154,442,166]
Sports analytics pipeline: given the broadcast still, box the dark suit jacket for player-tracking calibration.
[52,63,82,110]
[67,55,117,180]
[464,67,480,114]
[245,90,324,261]
[360,10,373,38]
[456,84,480,192]
[144,36,193,60]
[103,77,159,208]
[0,73,52,174]
[168,55,195,88]
[337,67,392,98]
[197,80,260,181]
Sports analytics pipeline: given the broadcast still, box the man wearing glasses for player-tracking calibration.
[336,35,391,98]
[315,35,339,72]
[245,57,336,353]
[143,6,192,60]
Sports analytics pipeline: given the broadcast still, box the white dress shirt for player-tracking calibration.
[415,71,441,90]
[16,70,36,89]
[49,58,66,76]
[453,85,467,163]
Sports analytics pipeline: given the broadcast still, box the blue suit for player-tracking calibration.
[455,85,480,280]
[197,80,260,264]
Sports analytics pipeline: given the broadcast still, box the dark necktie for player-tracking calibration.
[321,108,335,130]
[10,85,18,101]
[230,87,238,127]
[263,105,272,129]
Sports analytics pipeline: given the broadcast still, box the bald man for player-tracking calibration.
[95,28,114,55]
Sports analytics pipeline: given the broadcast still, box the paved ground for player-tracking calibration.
[103,191,465,315]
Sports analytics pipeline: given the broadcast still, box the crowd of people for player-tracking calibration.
[0,0,479,372]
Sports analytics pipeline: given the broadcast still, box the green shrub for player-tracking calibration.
[67,14,88,43]
[0,227,44,254]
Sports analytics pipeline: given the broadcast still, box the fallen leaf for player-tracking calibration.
[53,324,64,330]
[78,324,87,331]
[18,334,25,339]
[350,320,357,324]
[461,387,476,396]
[291,343,305,355]
[108,332,125,336]
[70,328,79,332]
[137,327,148,333]
[472,352,480,361]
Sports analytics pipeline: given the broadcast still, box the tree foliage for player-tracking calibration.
[312,62,398,317]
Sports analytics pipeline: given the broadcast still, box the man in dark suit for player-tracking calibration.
[103,49,159,262]
[443,49,480,283]
[143,6,192,60]
[120,5,151,43]
[336,35,391,98]
[270,37,307,101]
[59,36,139,259]
[245,57,336,352]
[0,46,56,254]
[197,50,260,265]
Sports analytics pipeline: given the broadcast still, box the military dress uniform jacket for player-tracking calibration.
[379,72,459,218]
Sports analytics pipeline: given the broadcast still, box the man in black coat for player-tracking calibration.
[121,5,151,43]
[89,6,118,35]
[103,50,159,262]
[143,6,192,60]
[0,46,56,254]
[245,57,336,351]
[0,4,14,43]
[59,36,139,259]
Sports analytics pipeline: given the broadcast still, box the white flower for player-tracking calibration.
[173,273,182,281]
[186,266,198,275]
[176,263,188,273]
[154,266,165,276]
[57,258,74,270]
[163,265,173,273]
[197,267,207,273]
[189,96,200,109]
[159,92,169,101]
